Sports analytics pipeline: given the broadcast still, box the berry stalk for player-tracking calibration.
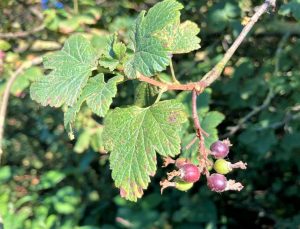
[192,89,209,175]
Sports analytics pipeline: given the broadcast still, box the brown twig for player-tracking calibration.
[0,57,43,163]
[138,75,205,92]
[138,0,276,91]
[222,31,290,138]
[192,90,202,138]
[0,24,45,39]
[200,0,275,86]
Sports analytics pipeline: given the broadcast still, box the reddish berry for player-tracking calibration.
[210,140,229,159]
[207,173,227,192]
[179,164,200,183]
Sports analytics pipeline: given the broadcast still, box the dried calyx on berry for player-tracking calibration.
[162,157,191,168]
[207,173,244,192]
[161,159,200,193]
[175,158,191,168]
[210,139,231,159]
[213,159,247,175]
[160,178,193,193]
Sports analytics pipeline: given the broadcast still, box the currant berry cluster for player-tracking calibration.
[160,139,247,193]
[160,158,201,192]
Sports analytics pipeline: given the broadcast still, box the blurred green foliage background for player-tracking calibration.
[0,0,300,228]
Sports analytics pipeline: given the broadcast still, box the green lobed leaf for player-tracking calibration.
[168,20,200,54]
[84,74,123,116]
[157,18,200,54]
[99,34,127,71]
[124,13,168,79]
[134,82,160,107]
[64,73,122,139]
[140,0,183,36]
[103,100,187,201]
[113,41,127,60]
[30,35,98,107]
[124,0,184,79]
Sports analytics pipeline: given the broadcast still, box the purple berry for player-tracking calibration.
[210,140,229,159]
[179,164,200,183]
[207,173,227,192]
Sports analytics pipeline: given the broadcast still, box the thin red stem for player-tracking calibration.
[192,90,209,175]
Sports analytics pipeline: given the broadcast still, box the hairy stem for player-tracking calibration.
[192,90,201,138]
[192,90,208,174]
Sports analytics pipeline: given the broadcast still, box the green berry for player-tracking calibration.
[175,180,193,191]
[213,159,232,174]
